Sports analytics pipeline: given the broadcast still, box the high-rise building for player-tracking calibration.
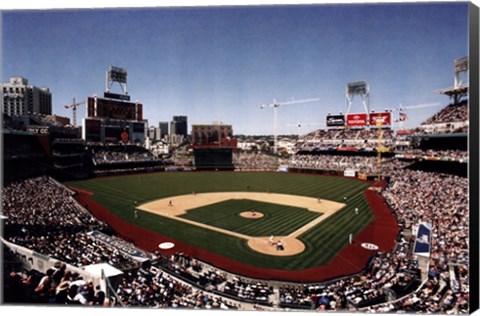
[159,121,169,138]
[148,126,156,140]
[147,126,162,142]
[1,77,52,116]
[171,115,188,137]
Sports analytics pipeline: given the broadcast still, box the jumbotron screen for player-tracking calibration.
[87,97,143,121]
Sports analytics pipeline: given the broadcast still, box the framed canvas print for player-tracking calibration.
[1,1,479,315]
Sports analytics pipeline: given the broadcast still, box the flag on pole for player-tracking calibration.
[399,112,408,121]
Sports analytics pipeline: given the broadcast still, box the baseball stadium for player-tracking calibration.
[2,63,474,312]
[1,3,478,315]
[67,171,393,281]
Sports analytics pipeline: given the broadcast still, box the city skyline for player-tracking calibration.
[1,2,469,135]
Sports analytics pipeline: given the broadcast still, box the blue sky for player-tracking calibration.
[1,2,469,135]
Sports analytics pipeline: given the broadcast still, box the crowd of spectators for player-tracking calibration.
[296,128,394,152]
[374,169,469,313]
[90,145,160,165]
[279,230,419,311]
[115,263,238,309]
[160,253,274,305]
[222,277,273,304]
[233,152,287,171]
[2,176,139,271]
[162,253,228,289]
[5,259,107,306]
[395,149,468,162]
[405,101,469,136]
[288,154,413,176]
[382,170,468,240]
[408,124,469,136]
[2,177,105,233]
[1,161,470,312]
[279,164,469,313]
[422,101,468,125]
[1,177,239,308]
[289,154,378,174]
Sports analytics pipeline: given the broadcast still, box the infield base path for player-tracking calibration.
[138,192,345,256]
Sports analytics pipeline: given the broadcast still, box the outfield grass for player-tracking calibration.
[67,172,373,270]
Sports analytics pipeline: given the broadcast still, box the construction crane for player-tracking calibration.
[260,98,320,153]
[64,98,86,127]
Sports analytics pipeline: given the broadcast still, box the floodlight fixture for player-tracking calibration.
[347,81,369,95]
[345,81,370,116]
[106,65,128,95]
[454,56,469,88]
[454,56,468,73]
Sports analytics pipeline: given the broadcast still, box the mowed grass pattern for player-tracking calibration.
[180,199,321,236]
[67,172,372,270]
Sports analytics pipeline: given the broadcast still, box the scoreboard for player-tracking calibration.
[87,96,143,121]
[193,148,234,171]
[83,95,146,143]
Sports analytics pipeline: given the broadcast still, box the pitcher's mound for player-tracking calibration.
[239,211,264,219]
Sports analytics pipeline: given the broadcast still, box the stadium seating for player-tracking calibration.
[1,100,471,312]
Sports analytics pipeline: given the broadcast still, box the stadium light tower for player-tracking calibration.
[436,56,469,105]
[106,66,128,95]
[453,56,468,89]
[261,98,321,154]
[345,81,370,116]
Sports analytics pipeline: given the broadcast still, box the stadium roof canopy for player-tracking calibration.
[436,85,468,105]
[436,85,468,97]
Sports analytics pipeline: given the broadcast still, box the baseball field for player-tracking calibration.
[67,171,398,281]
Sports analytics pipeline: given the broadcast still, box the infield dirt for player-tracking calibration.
[138,192,345,256]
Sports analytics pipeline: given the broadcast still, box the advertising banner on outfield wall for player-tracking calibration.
[369,112,392,126]
[357,174,367,180]
[326,115,345,127]
[344,169,357,177]
[346,113,367,127]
